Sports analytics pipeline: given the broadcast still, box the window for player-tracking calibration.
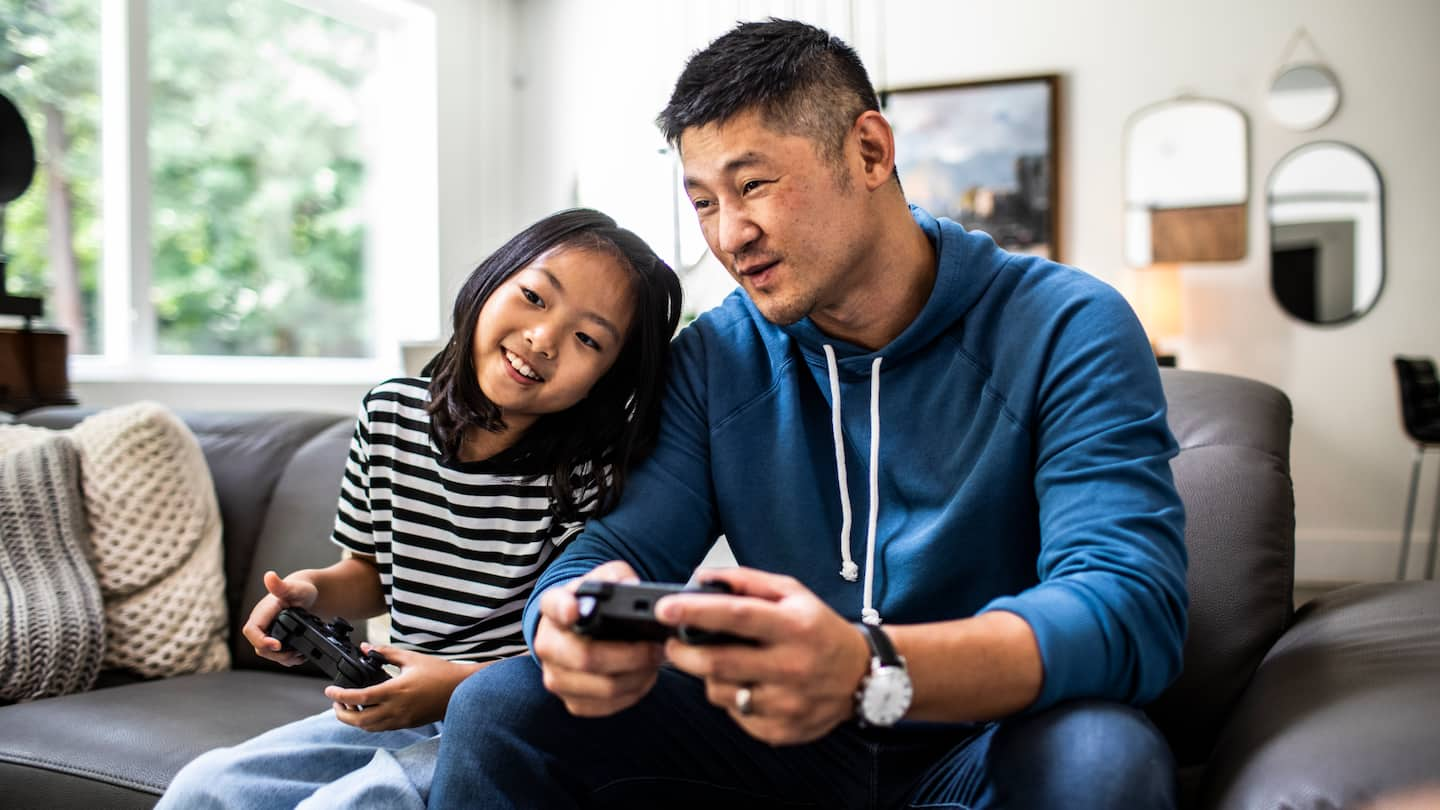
[0,0,438,382]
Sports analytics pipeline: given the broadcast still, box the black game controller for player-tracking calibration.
[268,607,391,688]
[572,580,757,646]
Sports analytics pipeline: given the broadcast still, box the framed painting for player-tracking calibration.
[883,74,1061,261]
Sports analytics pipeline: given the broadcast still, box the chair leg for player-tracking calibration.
[1399,446,1423,579]
[1427,451,1440,580]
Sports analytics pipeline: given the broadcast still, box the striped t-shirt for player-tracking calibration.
[331,377,586,661]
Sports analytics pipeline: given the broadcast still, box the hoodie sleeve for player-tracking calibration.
[981,282,1188,710]
[522,328,723,648]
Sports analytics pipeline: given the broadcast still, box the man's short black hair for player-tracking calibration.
[657,18,880,166]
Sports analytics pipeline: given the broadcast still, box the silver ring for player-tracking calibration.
[735,685,754,716]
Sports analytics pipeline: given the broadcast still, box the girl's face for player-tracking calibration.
[472,244,637,435]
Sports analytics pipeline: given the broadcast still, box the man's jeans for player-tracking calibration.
[431,656,1176,809]
[156,710,440,810]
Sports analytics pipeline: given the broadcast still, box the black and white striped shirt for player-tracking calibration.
[331,377,586,661]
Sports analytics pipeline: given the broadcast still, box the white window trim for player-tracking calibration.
[81,0,439,386]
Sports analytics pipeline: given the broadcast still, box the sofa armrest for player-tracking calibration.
[1197,582,1440,810]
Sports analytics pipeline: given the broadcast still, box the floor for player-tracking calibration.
[1294,579,1362,607]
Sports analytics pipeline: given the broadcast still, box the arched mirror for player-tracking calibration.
[1267,64,1341,131]
[1268,142,1384,325]
[1125,98,1249,267]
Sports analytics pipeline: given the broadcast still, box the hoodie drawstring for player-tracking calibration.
[822,345,884,626]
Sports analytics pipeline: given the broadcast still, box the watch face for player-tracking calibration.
[860,666,913,726]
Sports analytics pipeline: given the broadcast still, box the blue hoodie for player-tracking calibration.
[524,207,1188,710]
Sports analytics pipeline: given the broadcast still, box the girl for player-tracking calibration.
[158,209,682,809]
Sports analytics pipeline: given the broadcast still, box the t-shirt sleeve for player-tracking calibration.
[330,401,375,556]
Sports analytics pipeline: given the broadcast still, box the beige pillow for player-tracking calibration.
[0,403,230,677]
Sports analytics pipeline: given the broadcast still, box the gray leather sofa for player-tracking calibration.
[0,370,1436,809]
[0,409,356,808]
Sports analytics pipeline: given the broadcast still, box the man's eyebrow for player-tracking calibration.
[534,266,622,342]
[683,152,768,189]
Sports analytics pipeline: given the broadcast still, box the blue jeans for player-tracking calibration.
[156,710,441,810]
[431,657,1175,809]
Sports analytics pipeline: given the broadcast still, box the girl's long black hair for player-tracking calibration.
[421,209,683,520]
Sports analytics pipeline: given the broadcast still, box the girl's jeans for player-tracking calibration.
[156,709,440,810]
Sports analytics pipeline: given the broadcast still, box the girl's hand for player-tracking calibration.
[326,646,487,732]
[240,571,321,667]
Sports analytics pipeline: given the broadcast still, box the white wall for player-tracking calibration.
[510,0,1440,582]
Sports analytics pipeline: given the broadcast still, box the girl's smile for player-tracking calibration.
[503,348,544,383]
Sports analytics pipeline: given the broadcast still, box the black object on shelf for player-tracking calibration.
[0,91,75,413]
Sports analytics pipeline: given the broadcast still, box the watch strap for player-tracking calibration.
[856,623,901,667]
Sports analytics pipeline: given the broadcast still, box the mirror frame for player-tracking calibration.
[1266,140,1386,327]
[1123,96,1251,268]
[1266,62,1342,132]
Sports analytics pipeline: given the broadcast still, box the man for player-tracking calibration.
[431,19,1186,809]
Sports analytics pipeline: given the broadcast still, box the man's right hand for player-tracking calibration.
[533,560,666,717]
[240,570,320,667]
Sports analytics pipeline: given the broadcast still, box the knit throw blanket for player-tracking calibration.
[0,435,106,701]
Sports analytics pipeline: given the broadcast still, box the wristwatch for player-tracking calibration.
[853,623,913,727]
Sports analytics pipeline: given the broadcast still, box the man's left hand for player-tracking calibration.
[657,567,871,745]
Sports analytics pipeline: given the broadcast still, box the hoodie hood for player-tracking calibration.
[781,206,1006,377]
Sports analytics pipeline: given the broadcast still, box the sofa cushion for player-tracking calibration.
[1147,369,1296,766]
[1198,582,1440,809]
[0,434,106,700]
[234,417,358,671]
[0,670,333,809]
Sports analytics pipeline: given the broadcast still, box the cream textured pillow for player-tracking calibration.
[3,403,230,677]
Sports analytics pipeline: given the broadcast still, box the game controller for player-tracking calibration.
[268,607,391,688]
[572,580,757,646]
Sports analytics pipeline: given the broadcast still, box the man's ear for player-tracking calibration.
[852,110,896,192]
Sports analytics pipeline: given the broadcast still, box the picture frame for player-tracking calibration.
[883,74,1061,261]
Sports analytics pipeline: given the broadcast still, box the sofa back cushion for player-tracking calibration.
[1146,369,1296,766]
[233,418,355,671]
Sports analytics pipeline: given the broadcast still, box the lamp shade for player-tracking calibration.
[1135,263,1183,346]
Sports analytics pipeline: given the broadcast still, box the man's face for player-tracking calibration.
[680,108,870,326]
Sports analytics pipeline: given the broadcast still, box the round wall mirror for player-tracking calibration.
[1268,142,1384,325]
[1124,98,1249,267]
[1267,64,1341,131]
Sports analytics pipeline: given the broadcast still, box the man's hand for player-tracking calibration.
[658,567,871,746]
[240,570,320,667]
[327,646,485,732]
[532,561,666,717]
